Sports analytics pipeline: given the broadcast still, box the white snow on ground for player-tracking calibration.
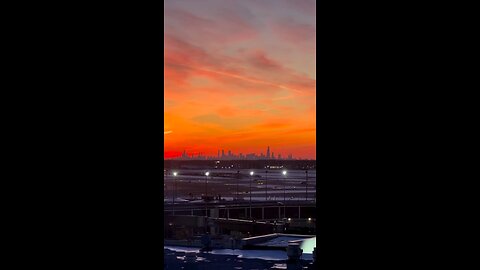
[164,198,195,202]
[212,249,288,261]
[224,196,314,201]
[164,246,201,253]
[249,190,316,194]
[271,263,287,269]
[256,236,308,247]
[163,198,190,202]
[164,246,313,261]
[164,246,286,260]
[165,197,316,202]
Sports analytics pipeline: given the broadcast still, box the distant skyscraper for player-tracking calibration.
[218,150,220,158]
[266,146,270,159]
[278,154,281,159]
[271,152,274,159]
[222,150,225,158]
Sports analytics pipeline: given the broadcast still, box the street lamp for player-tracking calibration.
[265,170,268,201]
[249,171,254,219]
[164,170,167,201]
[164,170,167,239]
[236,170,240,201]
[173,171,177,216]
[282,170,287,219]
[205,171,209,217]
[305,170,308,201]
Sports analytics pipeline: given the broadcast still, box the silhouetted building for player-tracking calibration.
[171,146,304,160]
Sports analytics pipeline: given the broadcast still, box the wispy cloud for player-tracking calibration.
[164,0,316,159]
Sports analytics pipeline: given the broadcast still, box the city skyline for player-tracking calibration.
[166,146,303,160]
[164,0,316,159]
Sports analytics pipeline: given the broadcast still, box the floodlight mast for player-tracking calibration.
[173,171,178,215]
[283,170,287,219]
[249,171,254,219]
[204,171,210,218]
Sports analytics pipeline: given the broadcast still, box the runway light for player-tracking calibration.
[250,171,254,176]
[205,172,210,176]
[282,170,287,175]
[173,172,178,176]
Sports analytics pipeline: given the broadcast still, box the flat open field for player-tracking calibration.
[164,169,316,202]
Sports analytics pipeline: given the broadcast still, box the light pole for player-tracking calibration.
[305,170,308,201]
[282,170,287,219]
[164,170,167,201]
[236,170,240,201]
[173,171,177,216]
[265,170,268,201]
[163,170,167,239]
[249,171,254,220]
[205,171,209,218]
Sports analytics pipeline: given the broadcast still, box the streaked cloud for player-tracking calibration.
[164,0,315,159]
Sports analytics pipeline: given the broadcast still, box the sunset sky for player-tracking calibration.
[164,0,316,159]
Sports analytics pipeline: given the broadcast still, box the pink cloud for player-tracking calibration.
[165,7,257,45]
[249,50,284,70]
[271,18,315,53]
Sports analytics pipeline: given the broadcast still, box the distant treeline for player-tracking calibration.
[163,159,316,170]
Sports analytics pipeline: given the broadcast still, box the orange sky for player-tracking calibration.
[164,0,316,159]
